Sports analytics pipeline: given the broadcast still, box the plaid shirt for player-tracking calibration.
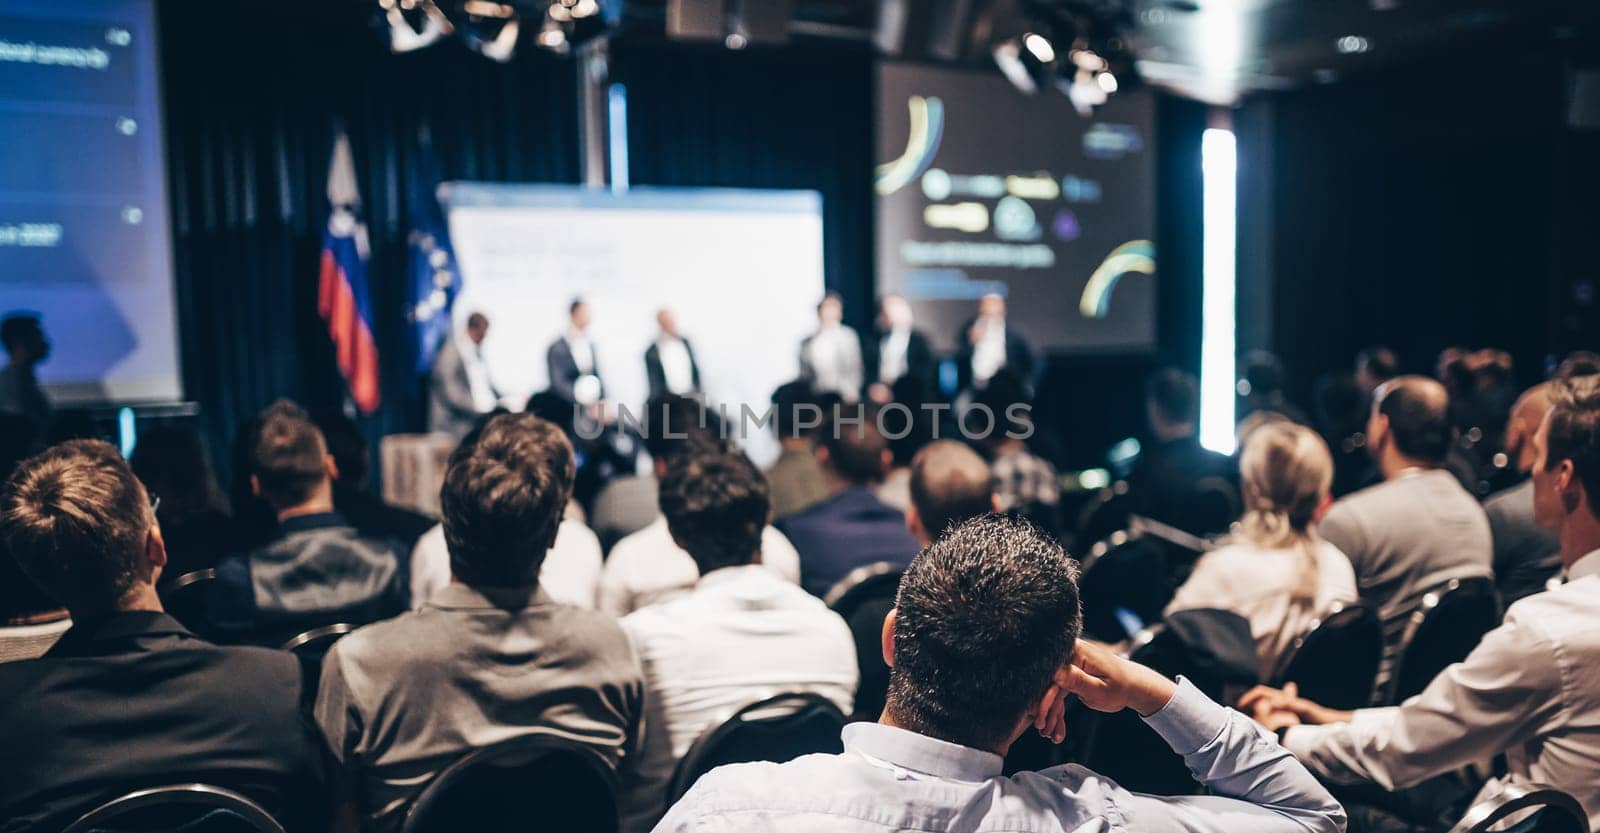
[991,447,1060,512]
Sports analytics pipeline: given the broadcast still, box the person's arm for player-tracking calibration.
[313,648,367,833]
[842,332,864,397]
[1277,610,1562,792]
[432,345,477,417]
[1052,641,1345,833]
[548,343,576,402]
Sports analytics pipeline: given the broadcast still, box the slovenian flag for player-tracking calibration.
[317,129,380,414]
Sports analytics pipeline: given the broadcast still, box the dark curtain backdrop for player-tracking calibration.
[159,2,579,478]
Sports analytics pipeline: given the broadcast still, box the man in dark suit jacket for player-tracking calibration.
[644,308,702,399]
[955,293,1038,395]
[547,298,603,405]
[0,440,324,832]
[863,294,935,406]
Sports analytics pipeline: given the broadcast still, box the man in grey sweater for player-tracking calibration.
[1318,376,1492,691]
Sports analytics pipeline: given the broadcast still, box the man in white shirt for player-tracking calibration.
[620,451,856,833]
[799,292,863,402]
[645,308,702,399]
[1243,374,1600,833]
[548,298,603,405]
[598,394,801,618]
[956,293,1037,394]
[864,294,933,407]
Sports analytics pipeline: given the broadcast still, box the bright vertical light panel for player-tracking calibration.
[1200,127,1237,454]
[607,83,629,193]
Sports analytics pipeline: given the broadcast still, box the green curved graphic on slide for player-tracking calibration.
[1080,240,1156,318]
[875,96,944,196]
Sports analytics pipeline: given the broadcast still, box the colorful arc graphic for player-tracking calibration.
[874,96,944,196]
[1079,240,1156,318]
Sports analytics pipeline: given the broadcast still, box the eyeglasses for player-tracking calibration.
[149,494,161,515]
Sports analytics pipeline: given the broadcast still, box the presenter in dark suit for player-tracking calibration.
[547,298,603,405]
[644,308,702,399]
[428,312,498,440]
[864,294,935,406]
[955,292,1038,395]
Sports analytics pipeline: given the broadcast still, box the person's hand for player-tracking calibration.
[867,383,893,405]
[1061,639,1178,718]
[1238,683,1353,728]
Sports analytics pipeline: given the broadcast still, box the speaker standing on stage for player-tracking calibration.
[956,292,1037,394]
[428,312,499,441]
[645,308,702,399]
[548,298,603,405]
[798,291,863,403]
[865,294,934,406]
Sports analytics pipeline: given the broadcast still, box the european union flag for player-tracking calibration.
[406,128,459,378]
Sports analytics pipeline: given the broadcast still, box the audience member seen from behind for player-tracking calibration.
[620,451,857,833]
[1354,347,1399,398]
[658,515,1346,833]
[1313,372,1378,497]
[599,395,801,618]
[0,313,51,444]
[765,380,831,520]
[0,414,68,663]
[317,411,433,549]
[316,413,645,833]
[1166,421,1357,679]
[0,440,323,831]
[973,371,1059,530]
[906,439,996,547]
[1238,350,1311,426]
[1125,367,1238,536]
[777,405,921,598]
[1482,383,1562,604]
[1243,374,1600,833]
[1316,376,1492,687]
[128,423,235,583]
[211,400,408,644]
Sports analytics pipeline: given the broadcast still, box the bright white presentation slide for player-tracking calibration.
[444,184,826,464]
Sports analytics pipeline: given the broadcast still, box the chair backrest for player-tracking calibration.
[62,783,286,833]
[1274,602,1383,711]
[1448,783,1588,833]
[824,563,904,722]
[279,622,357,655]
[160,569,218,634]
[668,692,847,804]
[402,734,619,833]
[1388,576,1500,704]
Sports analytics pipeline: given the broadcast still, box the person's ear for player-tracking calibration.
[653,457,668,480]
[815,444,832,466]
[990,493,1002,514]
[905,505,925,543]
[145,522,168,583]
[325,454,340,483]
[879,449,893,476]
[881,608,898,668]
[249,474,262,498]
[1558,460,1582,513]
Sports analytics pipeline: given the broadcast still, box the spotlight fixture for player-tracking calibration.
[458,0,519,62]
[379,0,452,53]
[992,32,1058,95]
[537,12,570,52]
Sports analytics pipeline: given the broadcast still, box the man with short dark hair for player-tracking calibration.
[777,406,921,597]
[1243,374,1600,833]
[765,380,830,520]
[213,400,407,643]
[1318,376,1492,686]
[0,313,50,441]
[315,413,645,833]
[1123,367,1236,536]
[619,451,856,832]
[658,515,1346,833]
[0,440,323,832]
[906,439,995,546]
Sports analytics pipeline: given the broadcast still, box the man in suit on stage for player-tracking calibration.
[428,312,498,441]
[956,293,1038,395]
[799,292,863,403]
[645,308,702,399]
[548,298,603,405]
[864,294,934,406]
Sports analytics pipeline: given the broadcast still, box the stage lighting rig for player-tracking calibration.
[375,0,615,58]
[379,0,453,53]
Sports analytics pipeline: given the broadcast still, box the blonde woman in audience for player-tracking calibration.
[1165,420,1357,679]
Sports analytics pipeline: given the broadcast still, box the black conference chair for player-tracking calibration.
[1386,577,1500,705]
[1448,784,1588,833]
[280,623,357,707]
[667,692,847,805]
[161,569,218,635]
[1077,524,1208,643]
[402,734,619,833]
[1273,602,1383,711]
[824,562,904,722]
[62,784,286,833]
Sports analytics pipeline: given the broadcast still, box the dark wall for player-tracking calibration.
[1244,58,1570,406]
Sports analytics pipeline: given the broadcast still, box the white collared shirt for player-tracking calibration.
[971,317,1007,386]
[878,328,911,384]
[460,339,497,413]
[565,329,594,374]
[619,564,858,833]
[1286,549,1600,830]
[805,324,862,400]
[409,521,603,610]
[597,517,801,618]
[656,336,695,394]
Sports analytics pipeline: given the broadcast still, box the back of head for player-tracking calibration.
[1241,350,1286,397]
[1238,421,1332,544]
[1,439,155,616]
[909,440,993,541]
[1545,375,1600,518]
[770,380,819,440]
[441,413,575,588]
[888,515,1081,751]
[643,394,726,467]
[973,370,1032,440]
[251,399,329,510]
[1375,376,1453,465]
[660,451,770,575]
[1506,383,1554,471]
[1554,351,1600,381]
[1356,347,1399,385]
[130,424,226,517]
[0,313,41,355]
[821,406,890,485]
[1146,368,1199,432]
[1313,372,1365,437]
